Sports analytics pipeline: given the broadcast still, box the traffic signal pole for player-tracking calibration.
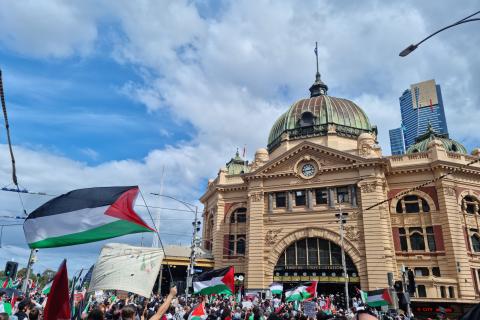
[21,249,36,294]
[401,265,412,317]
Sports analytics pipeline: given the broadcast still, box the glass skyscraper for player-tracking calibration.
[389,128,405,155]
[390,79,449,152]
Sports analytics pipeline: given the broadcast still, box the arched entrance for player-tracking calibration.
[273,237,360,296]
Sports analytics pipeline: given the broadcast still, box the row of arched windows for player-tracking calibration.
[393,194,480,215]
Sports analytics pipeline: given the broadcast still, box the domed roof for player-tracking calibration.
[267,95,374,151]
[406,124,467,154]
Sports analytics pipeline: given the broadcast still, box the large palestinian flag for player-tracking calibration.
[24,186,154,249]
[193,266,234,296]
[285,281,317,302]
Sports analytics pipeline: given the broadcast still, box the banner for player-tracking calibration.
[88,243,164,297]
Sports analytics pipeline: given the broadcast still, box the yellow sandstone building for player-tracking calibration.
[199,71,480,315]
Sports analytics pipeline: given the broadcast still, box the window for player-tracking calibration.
[471,234,480,252]
[237,237,246,255]
[319,239,330,265]
[300,112,315,127]
[432,267,441,277]
[229,235,235,254]
[440,286,446,298]
[417,285,427,297]
[307,238,318,265]
[426,227,437,252]
[410,230,426,251]
[399,228,408,252]
[315,188,328,205]
[415,267,429,277]
[295,190,306,206]
[297,239,307,265]
[463,196,479,214]
[337,187,350,203]
[396,195,430,213]
[276,192,286,208]
[330,243,342,265]
[448,286,455,298]
[286,244,296,265]
[230,207,247,223]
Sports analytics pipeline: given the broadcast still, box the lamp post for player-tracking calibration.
[150,193,200,298]
[399,10,480,57]
[335,197,349,313]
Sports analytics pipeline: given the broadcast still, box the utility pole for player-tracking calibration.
[336,199,349,312]
[22,249,37,295]
[186,206,200,298]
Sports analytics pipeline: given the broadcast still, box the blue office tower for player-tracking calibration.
[389,128,405,155]
[399,79,449,150]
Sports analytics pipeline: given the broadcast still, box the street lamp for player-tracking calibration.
[399,10,480,57]
[335,196,349,313]
[150,193,200,298]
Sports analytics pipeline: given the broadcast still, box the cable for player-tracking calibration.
[138,189,174,284]
[365,155,480,211]
[0,68,18,187]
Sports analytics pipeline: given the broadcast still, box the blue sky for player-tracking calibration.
[0,0,479,275]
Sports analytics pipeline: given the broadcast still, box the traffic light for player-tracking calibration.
[394,280,403,293]
[4,261,18,279]
[407,269,416,295]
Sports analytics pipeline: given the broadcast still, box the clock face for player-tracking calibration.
[301,163,316,177]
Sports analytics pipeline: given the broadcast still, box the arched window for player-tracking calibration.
[462,196,479,215]
[204,214,214,251]
[410,230,426,251]
[396,195,430,213]
[227,207,247,257]
[230,207,247,223]
[299,112,315,127]
[471,234,480,252]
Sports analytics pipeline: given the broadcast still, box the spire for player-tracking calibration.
[309,42,328,97]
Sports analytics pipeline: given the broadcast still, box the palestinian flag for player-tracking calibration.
[188,302,206,320]
[285,281,317,302]
[193,266,234,296]
[23,186,154,249]
[2,278,13,289]
[42,281,53,295]
[269,282,283,295]
[359,289,392,307]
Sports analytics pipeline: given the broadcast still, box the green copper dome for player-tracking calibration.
[267,95,374,152]
[406,124,467,154]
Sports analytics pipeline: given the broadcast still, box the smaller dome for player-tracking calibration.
[406,124,467,154]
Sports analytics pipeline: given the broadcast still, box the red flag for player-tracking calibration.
[44,259,70,320]
[11,292,17,310]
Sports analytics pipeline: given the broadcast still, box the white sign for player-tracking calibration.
[88,243,164,298]
[242,301,253,309]
[304,301,316,318]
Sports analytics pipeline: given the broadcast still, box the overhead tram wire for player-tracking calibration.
[365,155,480,211]
[138,189,174,285]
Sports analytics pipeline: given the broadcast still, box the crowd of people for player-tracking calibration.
[1,287,452,320]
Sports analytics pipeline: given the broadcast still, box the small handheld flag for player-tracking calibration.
[193,266,234,296]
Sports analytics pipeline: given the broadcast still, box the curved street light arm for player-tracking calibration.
[150,193,197,213]
[400,10,480,57]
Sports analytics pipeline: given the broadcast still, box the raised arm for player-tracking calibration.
[149,286,178,320]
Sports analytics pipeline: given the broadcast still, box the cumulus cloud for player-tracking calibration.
[0,0,99,58]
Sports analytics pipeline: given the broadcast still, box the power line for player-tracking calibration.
[365,155,480,211]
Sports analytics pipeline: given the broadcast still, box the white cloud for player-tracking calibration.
[0,0,98,58]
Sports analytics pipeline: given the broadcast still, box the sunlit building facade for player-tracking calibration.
[200,72,480,317]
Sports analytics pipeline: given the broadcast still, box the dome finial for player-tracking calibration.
[309,42,328,97]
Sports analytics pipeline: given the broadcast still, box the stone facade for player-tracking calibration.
[199,91,480,307]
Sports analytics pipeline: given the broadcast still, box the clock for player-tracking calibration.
[301,163,316,177]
